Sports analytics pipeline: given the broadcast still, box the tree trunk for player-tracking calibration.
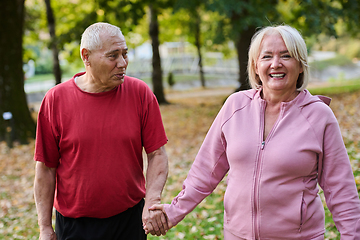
[44,0,62,85]
[0,0,36,145]
[149,4,168,104]
[194,9,205,88]
[235,26,256,91]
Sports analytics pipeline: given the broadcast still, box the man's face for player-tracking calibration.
[86,32,129,90]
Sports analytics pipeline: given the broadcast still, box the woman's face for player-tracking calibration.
[256,33,303,95]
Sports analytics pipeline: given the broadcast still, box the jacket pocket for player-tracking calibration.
[299,191,307,232]
[355,219,360,240]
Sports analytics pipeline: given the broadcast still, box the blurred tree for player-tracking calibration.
[24,0,45,63]
[278,0,360,40]
[173,0,207,88]
[44,0,62,85]
[207,0,279,91]
[340,0,360,37]
[0,0,36,144]
[149,3,168,104]
[278,0,340,37]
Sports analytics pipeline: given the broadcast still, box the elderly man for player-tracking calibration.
[34,22,168,239]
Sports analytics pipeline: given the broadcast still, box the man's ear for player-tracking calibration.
[81,48,90,66]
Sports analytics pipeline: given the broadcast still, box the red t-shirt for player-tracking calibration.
[34,73,168,218]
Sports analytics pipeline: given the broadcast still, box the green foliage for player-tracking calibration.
[279,0,341,37]
[278,0,360,39]
[205,0,279,42]
[33,50,52,75]
[24,0,47,63]
[338,0,360,37]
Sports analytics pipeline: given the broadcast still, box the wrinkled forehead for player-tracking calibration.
[100,33,127,50]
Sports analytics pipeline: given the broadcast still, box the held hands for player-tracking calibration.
[143,204,174,236]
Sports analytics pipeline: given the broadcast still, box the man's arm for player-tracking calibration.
[142,146,169,236]
[34,161,57,240]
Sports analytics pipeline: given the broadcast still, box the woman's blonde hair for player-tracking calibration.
[247,25,309,91]
[80,22,123,56]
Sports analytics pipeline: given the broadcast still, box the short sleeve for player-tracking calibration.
[34,96,60,168]
[140,89,168,154]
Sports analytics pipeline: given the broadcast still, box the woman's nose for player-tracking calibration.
[271,56,282,69]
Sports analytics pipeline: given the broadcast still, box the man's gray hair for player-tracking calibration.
[80,22,123,56]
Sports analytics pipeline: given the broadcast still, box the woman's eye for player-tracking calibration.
[282,55,291,59]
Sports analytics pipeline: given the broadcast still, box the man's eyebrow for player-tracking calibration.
[105,49,119,55]
[105,48,128,55]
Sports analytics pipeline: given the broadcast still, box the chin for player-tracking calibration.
[113,77,124,84]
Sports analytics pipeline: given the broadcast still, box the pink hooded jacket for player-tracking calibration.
[164,89,360,239]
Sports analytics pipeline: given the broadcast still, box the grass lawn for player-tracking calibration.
[308,79,360,95]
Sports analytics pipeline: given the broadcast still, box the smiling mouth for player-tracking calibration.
[115,73,125,79]
[270,73,285,78]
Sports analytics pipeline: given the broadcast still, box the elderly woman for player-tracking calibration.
[145,25,360,239]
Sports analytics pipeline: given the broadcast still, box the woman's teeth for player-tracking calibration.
[270,73,285,78]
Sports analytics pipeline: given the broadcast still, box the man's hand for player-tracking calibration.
[142,206,169,236]
[39,225,57,240]
[143,204,174,236]
[143,146,169,235]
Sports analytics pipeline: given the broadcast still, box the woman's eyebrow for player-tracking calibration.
[261,50,289,54]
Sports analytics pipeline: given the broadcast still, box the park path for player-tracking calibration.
[27,80,336,113]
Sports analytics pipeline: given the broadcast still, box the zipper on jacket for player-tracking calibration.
[253,102,285,239]
[253,102,266,240]
[254,143,264,240]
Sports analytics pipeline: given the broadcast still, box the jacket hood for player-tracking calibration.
[242,88,331,107]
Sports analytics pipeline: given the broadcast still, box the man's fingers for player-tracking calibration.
[160,212,169,231]
[149,211,162,236]
[144,211,169,236]
[154,211,166,235]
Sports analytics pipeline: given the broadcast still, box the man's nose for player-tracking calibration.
[117,55,127,68]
